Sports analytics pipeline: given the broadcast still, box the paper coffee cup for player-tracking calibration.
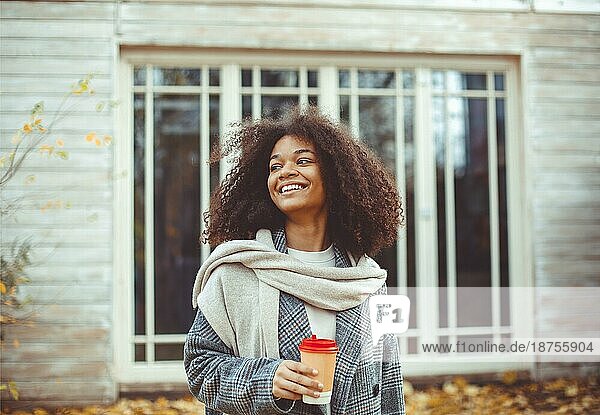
[299,334,338,405]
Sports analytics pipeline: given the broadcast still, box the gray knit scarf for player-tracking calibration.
[192,229,386,358]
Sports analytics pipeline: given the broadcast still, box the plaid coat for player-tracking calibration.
[184,231,405,415]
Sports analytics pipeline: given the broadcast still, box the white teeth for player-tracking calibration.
[280,184,305,194]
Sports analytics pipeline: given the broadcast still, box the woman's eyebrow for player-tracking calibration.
[269,149,315,161]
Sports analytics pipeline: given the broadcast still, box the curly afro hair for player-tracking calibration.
[202,105,403,258]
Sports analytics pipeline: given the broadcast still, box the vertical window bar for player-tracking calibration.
[444,71,458,347]
[350,69,360,137]
[127,64,136,365]
[252,66,261,119]
[395,69,408,357]
[200,66,211,262]
[299,66,308,108]
[318,67,339,121]
[144,64,155,363]
[395,69,407,291]
[220,64,241,183]
[414,67,438,351]
[487,70,501,344]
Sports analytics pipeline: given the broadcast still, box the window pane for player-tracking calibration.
[447,72,487,91]
[154,68,201,86]
[438,336,450,354]
[404,96,416,327]
[210,95,221,194]
[358,96,396,173]
[155,344,184,361]
[497,98,510,326]
[153,94,201,334]
[308,70,318,88]
[432,71,444,91]
[241,69,252,87]
[339,95,350,124]
[358,70,395,89]
[450,97,492,327]
[433,97,447,330]
[134,66,146,86]
[261,70,299,87]
[402,70,415,90]
[495,73,505,91]
[407,337,418,354]
[209,68,220,86]
[456,335,493,353]
[242,95,252,119]
[308,95,318,106]
[134,93,146,336]
[339,70,350,88]
[373,243,397,288]
[261,95,299,118]
[403,97,417,292]
[135,344,146,362]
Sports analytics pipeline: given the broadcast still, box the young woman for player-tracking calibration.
[185,105,405,415]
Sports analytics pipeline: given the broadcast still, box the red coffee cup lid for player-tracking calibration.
[299,334,339,353]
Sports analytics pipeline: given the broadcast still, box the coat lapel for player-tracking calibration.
[332,300,371,414]
[278,291,312,361]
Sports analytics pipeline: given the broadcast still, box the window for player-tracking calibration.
[115,52,529,382]
[126,65,221,372]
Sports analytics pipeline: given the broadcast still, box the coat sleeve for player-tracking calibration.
[184,308,295,415]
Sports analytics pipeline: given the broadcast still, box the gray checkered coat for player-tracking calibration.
[184,230,405,415]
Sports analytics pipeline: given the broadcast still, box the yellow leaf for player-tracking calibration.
[9,381,19,400]
[56,150,69,160]
[103,135,113,145]
[0,281,6,294]
[0,155,5,168]
[85,132,97,142]
[443,381,458,395]
[25,175,36,184]
[94,137,102,147]
[13,339,20,348]
[565,384,578,397]
[39,144,54,155]
[453,376,468,389]
[502,371,518,385]
[34,118,42,125]
[56,138,64,147]
[23,123,32,133]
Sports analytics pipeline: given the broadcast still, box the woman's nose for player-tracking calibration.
[279,161,298,178]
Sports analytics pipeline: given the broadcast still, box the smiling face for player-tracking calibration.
[267,135,328,221]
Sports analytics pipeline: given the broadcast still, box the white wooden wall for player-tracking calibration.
[1,0,599,407]
[0,1,117,407]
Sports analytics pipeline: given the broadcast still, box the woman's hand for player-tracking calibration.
[272,360,324,400]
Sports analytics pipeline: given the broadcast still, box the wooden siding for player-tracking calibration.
[0,0,117,408]
[1,0,599,407]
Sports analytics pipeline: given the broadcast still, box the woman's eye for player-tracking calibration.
[297,158,311,165]
[269,164,281,171]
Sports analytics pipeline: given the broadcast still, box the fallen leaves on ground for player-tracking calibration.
[404,375,599,415]
[1,376,598,414]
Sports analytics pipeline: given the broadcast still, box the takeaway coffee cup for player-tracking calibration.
[298,334,339,404]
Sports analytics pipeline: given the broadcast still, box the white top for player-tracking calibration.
[287,244,338,412]
[287,245,337,340]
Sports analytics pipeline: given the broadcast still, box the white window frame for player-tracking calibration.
[114,49,532,383]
